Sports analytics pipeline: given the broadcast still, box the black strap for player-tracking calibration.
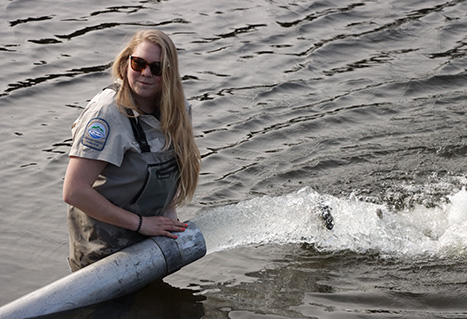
[126,109,151,153]
[104,84,151,153]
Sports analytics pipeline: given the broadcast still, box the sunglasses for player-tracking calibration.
[129,56,162,76]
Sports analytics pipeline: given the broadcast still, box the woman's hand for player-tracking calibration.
[64,156,186,239]
[138,216,187,239]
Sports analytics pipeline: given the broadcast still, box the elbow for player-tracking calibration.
[63,183,81,206]
[62,187,74,206]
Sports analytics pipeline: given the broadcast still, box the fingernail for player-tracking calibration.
[174,235,178,239]
[184,223,188,228]
[181,228,186,232]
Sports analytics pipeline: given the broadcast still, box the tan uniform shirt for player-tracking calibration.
[67,88,190,271]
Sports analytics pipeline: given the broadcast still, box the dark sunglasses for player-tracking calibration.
[129,56,162,76]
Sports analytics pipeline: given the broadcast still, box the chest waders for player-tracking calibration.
[125,108,180,215]
[67,87,180,271]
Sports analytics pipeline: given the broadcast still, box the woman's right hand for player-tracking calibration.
[64,156,187,239]
[138,216,187,239]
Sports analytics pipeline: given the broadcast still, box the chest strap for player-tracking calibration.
[125,109,151,153]
[104,84,152,153]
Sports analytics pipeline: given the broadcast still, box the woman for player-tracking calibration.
[63,30,201,272]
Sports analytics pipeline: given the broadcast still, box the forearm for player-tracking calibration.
[65,186,139,231]
[63,157,186,238]
[65,186,186,238]
[63,156,140,232]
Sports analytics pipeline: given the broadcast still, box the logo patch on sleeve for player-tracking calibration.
[82,118,110,151]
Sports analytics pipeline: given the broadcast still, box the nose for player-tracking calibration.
[141,66,152,76]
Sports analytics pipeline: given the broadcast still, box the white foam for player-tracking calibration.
[194,187,467,259]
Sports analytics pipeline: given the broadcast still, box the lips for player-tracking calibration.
[138,81,154,86]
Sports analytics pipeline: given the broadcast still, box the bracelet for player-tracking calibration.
[136,214,143,233]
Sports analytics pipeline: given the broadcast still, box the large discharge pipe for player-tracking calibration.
[0,221,206,319]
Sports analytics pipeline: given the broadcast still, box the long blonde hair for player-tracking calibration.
[112,29,200,206]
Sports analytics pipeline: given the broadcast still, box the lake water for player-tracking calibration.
[1,0,467,318]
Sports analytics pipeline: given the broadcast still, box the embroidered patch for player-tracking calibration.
[82,118,109,151]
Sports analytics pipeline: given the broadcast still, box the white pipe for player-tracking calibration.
[0,221,206,319]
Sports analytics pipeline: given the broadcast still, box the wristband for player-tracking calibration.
[136,214,143,233]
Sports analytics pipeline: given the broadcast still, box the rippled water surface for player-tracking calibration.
[1,0,466,318]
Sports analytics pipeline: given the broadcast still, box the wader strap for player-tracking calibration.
[104,84,151,153]
[125,109,151,153]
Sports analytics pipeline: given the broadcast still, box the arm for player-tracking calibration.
[63,156,186,238]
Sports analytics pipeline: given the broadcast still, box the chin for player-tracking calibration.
[136,87,159,97]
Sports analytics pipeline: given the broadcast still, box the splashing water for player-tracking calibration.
[194,186,467,259]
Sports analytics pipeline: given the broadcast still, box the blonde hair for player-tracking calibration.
[112,29,200,206]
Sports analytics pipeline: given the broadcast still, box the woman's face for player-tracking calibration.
[127,40,162,110]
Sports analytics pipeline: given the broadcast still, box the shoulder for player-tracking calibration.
[73,89,128,131]
[69,88,133,166]
[85,88,124,119]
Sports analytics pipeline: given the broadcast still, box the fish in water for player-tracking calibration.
[318,203,334,230]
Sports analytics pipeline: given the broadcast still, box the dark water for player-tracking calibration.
[1,0,467,318]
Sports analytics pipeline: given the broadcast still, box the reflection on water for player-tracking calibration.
[32,281,205,319]
[169,245,467,318]
[0,0,466,317]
